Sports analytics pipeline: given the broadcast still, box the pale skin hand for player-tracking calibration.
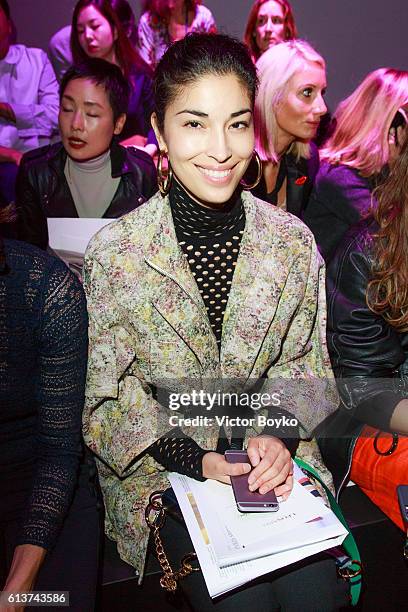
[0,544,46,612]
[202,435,294,501]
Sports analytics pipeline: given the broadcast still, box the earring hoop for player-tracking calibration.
[157,150,173,196]
[240,150,263,190]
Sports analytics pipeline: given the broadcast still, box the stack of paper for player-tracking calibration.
[168,465,347,598]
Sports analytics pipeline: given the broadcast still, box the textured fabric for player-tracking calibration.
[0,239,88,550]
[64,150,120,218]
[83,189,338,575]
[0,45,59,152]
[137,5,216,70]
[170,180,245,347]
[148,429,208,481]
[0,460,101,610]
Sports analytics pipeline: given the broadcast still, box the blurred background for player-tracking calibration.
[9,0,407,110]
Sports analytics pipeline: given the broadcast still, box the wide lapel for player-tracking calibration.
[145,196,219,371]
[220,192,287,380]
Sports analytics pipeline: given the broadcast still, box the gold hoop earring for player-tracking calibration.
[240,150,263,190]
[157,150,173,196]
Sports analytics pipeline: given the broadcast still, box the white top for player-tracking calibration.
[48,25,73,82]
[137,5,216,69]
[0,44,59,152]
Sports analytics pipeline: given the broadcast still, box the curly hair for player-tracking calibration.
[367,132,408,330]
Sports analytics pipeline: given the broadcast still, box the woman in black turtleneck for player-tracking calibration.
[83,34,348,610]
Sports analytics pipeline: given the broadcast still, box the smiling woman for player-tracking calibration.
[83,33,348,611]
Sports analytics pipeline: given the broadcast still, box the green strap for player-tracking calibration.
[295,458,362,606]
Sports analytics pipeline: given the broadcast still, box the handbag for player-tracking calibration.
[145,463,363,605]
[294,458,362,606]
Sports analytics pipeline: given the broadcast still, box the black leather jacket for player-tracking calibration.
[318,218,408,495]
[15,141,158,250]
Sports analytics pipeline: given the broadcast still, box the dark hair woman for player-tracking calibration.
[71,0,157,154]
[0,205,99,610]
[321,131,408,533]
[244,0,297,63]
[83,33,348,610]
[138,0,216,70]
[16,59,157,254]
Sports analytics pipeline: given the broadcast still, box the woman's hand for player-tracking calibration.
[247,435,294,500]
[202,451,251,484]
[0,544,46,612]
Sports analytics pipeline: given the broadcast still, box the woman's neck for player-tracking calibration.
[173,176,239,212]
[275,130,295,159]
[68,149,111,171]
[169,1,187,23]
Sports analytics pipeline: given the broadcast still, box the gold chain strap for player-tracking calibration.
[145,491,200,593]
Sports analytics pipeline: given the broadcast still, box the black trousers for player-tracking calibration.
[0,459,102,612]
[154,514,350,612]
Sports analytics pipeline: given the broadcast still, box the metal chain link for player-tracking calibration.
[145,491,199,593]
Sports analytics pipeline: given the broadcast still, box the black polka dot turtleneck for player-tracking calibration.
[169,179,246,348]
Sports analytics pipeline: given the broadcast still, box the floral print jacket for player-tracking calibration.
[137,5,217,70]
[83,191,338,577]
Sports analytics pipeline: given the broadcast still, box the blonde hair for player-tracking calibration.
[255,39,325,164]
[321,68,408,176]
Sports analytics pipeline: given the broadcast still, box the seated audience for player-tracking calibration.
[48,25,72,82]
[138,0,216,70]
[303,68,408,262]
[321,132,408,531]
[0,205,100,611]
[244,0,297,62]
[16,59,157,251]
[251,40,327,218]
[83,33,348,611]
[72,0,157,154]
[49,0,139,82]
[0,0,59,204]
